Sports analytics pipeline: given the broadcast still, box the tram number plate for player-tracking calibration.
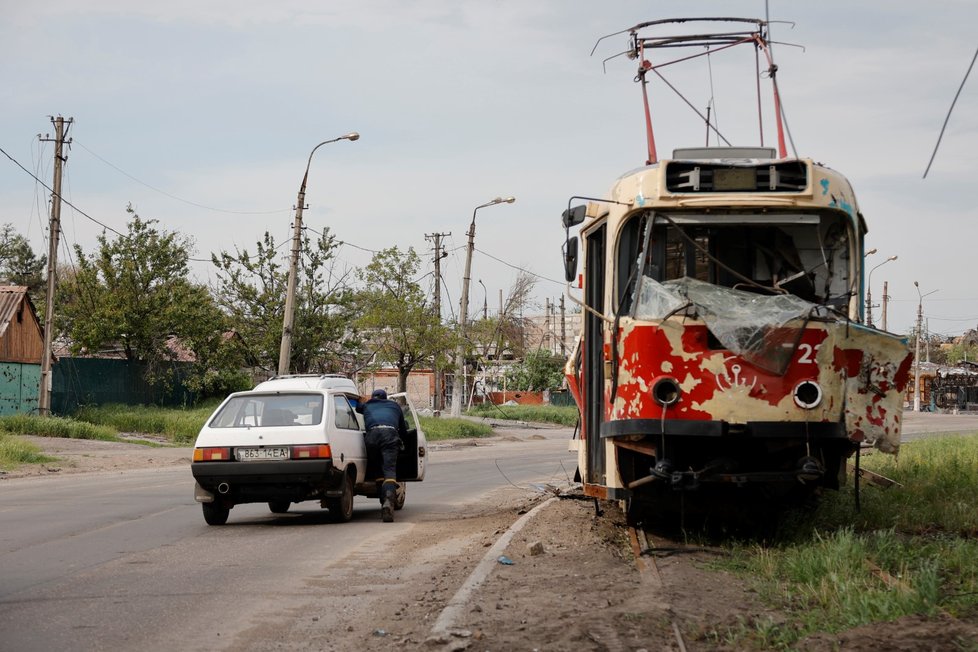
[235,447,289,461]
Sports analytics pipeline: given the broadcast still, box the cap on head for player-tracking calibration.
[371,389,387,400]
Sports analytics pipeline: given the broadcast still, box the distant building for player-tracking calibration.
[0,286,44,415]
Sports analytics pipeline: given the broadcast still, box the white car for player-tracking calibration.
[191,375,427,525]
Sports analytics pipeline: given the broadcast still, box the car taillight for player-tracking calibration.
[193,447,232,462]
[291,444,331,459]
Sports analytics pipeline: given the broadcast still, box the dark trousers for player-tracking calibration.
[365,426,400,482]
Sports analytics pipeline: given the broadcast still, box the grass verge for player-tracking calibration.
[0,433,57,469]
[0,414,119,441]
[418,415,493,440]
[707,434,978,650]
[72,402,219,444]
[466,404,579,427]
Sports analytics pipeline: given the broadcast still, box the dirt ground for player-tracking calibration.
[5,436,978,651]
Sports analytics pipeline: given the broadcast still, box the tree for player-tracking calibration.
[471,270,537,362]
[503,348,566,391]
[212,227,358,375]
[357,247,453,393]
[0,223,45,295]
[58,207,230,389]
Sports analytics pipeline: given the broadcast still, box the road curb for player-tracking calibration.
[429,496,558,637]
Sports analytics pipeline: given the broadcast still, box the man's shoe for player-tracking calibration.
[381,499,394,523]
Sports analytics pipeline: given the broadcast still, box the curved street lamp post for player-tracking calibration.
[277,132,359,376]
[450,197,515,417]
[865,255,897,327]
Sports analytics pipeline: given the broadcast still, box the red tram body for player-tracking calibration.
[561,20,912,512]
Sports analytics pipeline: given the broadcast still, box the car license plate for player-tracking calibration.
[235,447,289,461]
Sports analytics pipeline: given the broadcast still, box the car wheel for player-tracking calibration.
[393,483,406,511]
[326,472,354,523]
[268,500,290,514]
[202,502,230,526]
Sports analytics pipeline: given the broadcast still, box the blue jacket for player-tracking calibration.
[358,398,408,435]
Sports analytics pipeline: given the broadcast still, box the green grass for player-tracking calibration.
[465,404,580,427]
[0,433,56,469]
[707,434,978,650]
[418,415,493,440]
[72,402,219,444]
[69,402,492,444]
[0,414,119,441]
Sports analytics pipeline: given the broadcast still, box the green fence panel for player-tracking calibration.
[548,390,578,408]
[0,362,40,415]
[51,358,196,415]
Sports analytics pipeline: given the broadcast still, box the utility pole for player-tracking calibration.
[38,116,72,417]
[881,281,889,332]
[451,197,514,417]
[914,296,923,412]
[559,294,566,356]
[544,298,551,353]
[425,231,450,411]
[277,133,359,377]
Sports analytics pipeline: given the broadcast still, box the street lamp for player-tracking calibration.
[277,132,359,376]
[865,255,897,327]
[913,281,939,412]
[450,196,515,417]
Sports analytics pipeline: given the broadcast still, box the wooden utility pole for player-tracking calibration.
[425,232,450,411]
[38,116,71,417]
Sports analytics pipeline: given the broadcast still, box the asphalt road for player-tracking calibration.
[2,414,975,651]
[0,427,576,652]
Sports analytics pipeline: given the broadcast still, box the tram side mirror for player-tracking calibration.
[562,205,586,229]
[563,236,579,282]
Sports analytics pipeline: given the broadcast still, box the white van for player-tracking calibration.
[191,374,427,525]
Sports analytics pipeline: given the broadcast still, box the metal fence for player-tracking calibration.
[52,358,196,415]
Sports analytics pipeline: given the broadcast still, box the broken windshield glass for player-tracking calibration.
[633,276,816,375]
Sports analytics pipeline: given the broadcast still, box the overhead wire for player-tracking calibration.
[923,43,978,178]
[72,139,291,215]
[0,143,125,238]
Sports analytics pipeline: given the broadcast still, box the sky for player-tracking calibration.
[1,1,976,338]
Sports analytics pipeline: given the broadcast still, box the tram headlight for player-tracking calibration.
[793,381,822,409]
[652,377,681,407]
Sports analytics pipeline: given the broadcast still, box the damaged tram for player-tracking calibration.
[562,19,913,514]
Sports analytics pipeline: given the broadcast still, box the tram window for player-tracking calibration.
[622,211,852,310]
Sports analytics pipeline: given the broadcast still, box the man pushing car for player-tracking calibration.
[357,389,407,522]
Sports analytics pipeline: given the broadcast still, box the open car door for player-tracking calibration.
[389,392,427,481]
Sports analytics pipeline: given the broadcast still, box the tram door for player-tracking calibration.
[583,224,607,486]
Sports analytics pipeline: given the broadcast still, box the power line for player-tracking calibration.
[0,143,125,238]
[923,43,978,179]
[474,246,564,285]
[73,139,292,215]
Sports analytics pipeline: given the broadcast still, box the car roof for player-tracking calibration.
[252,374,358,393]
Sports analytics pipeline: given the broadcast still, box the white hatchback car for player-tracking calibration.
[191,375,427,525]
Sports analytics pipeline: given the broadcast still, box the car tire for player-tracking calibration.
[202,502,230,526]
[393,483,406,511]
[268,501,290,514]
[326,472,354,523]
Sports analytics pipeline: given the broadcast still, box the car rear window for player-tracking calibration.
[209,394,325,428]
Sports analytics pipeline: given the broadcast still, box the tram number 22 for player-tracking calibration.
[797,343,821,364]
